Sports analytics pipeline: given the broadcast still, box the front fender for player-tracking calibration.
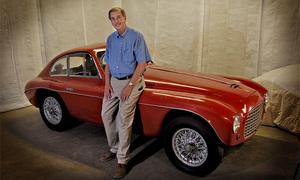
[139,89,241,145]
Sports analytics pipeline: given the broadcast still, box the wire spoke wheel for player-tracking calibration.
[172,128,208,167]
[43,96,62,125]
[164,116,223,176]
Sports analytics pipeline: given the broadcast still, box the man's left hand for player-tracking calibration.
[120,85,133,102]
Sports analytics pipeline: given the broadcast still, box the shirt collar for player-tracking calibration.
[117,27,128,38]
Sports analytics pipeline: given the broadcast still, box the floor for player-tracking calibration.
[1,106,299,180]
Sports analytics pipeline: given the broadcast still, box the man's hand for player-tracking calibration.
[120,85,133,102]
[104,83,113,99]
[104,64,113,99]
[120,62,147,101]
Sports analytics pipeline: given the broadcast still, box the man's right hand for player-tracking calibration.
[104,84,113,99]
[104,65,113,99]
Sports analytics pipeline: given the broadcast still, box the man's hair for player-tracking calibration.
[108,7,126,20]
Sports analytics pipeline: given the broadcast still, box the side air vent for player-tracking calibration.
[230,84,239,88]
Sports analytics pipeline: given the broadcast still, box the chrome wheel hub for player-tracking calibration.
[172,128,208,167]
[43,97,62,125]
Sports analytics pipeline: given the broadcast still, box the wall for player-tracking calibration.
[0,0,113,112]
[0,0,43,111]
[0,0,299,112]
[39,0,113,61]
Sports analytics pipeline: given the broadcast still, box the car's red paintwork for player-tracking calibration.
[25,43,268,146]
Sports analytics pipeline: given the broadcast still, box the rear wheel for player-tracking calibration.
[40,94,71,131]
[164,116,223,176]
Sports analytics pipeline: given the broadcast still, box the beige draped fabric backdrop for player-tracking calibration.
[1,0,299,112]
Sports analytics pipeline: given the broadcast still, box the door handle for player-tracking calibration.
[66,87,74,92]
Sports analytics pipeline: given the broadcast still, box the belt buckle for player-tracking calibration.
[123,74,132,80]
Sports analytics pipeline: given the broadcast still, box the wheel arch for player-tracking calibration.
[161,109,225,147]
[36,88,63,108]
[36,88,78,131]
[162,110,224,175]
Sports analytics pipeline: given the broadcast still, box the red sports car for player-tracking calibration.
[24,43,268,175]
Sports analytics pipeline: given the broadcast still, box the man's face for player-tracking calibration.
[110,11,126,33]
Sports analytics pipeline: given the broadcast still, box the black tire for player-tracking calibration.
[163,116,223,176]
[39,93,72,131]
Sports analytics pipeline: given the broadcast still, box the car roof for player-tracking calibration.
[69,42,106,52]
[55,43,106,59]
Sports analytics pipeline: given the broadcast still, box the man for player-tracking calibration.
[100,7,151,179]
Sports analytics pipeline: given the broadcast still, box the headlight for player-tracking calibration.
[264,93,269,104]
[233,115,241,133]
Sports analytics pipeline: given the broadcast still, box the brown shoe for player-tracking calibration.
[100,151,116,162]
[113,164,127,179]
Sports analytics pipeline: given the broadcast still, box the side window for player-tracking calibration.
[69,56,84,76]
[85,54,98,76]
[69,53,98,77]
[97,51,106,69]
[50,57,67,76]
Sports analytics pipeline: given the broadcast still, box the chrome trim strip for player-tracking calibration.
[68,75,99,79]
[25,87,103,99]
[93,48,106,53]
[50,74,68,77]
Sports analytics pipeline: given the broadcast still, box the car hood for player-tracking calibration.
[144,65,256,103]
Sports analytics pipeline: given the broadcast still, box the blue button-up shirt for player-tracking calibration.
[105,27,151,78]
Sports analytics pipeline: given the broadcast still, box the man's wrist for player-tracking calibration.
[128,82,134,87]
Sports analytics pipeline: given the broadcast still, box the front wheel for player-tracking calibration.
[40,94,71,131]
[164,116,223,176]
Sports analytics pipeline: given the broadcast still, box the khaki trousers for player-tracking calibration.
[101,76,145,164]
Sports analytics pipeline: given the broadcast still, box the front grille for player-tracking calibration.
[244,102,264,139]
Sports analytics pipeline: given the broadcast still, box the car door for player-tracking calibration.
[62,52,105,124]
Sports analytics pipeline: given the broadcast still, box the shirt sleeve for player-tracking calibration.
[133,33,151,64]
[105,37,110,65]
